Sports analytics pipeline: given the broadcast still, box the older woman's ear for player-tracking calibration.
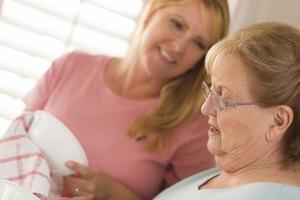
[266,105,294,141]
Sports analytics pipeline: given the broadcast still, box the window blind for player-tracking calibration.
[0,0,144,135]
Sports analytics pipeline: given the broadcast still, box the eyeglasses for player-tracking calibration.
[202,81,257,110]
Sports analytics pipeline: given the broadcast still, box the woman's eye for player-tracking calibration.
[222,100,235,108]
[193,40,205,50]
[170,19,183,31]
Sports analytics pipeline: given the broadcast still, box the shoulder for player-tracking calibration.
[171,113,209,146]
[176,113,209,135]
[55,51,110,68]
[51,51,111,77]
[165,114,213,174]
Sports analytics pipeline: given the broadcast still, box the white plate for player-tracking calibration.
[0,179,40,200]
[28,111,88,176]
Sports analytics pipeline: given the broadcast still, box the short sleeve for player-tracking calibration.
[162,115,215,187]
[23,53,73,111]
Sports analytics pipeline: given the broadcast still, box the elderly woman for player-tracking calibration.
[154,22,300,200]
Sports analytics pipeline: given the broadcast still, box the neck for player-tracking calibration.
[216,139,285,173]
[205,145,300,188]
[106,57,166,100]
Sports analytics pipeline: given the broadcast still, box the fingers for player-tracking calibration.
[60,185,94,200]
[64,161,108,199]
[64,176,93,193]
[66,161,94,178]
[60,197,89,200]
[59,183,93,200]
[72,188,94,199]
[64,174,98,198]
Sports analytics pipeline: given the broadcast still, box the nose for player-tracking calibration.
[201,96,216,116]
[171,37,188,53]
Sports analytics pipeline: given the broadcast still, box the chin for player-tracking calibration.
[207,140,223,156]
[145,65,169,81]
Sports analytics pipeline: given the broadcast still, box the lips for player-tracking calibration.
[158,46,177,65]
[208,125,220,136]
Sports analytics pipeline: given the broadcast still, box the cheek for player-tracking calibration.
[142,22,170,48]
[139,25,158,48]
[140,32,153,50]
[182,50,204,68]
[218,112,262,151]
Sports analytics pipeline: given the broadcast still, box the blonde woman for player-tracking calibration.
[24,0,230,199]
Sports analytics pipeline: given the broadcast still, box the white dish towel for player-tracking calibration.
[0,112,62,200]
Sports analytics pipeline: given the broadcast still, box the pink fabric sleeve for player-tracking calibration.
[24,53,72,111]
[163,116,215,187]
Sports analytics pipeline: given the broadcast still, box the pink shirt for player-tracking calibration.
[24,52,214,199]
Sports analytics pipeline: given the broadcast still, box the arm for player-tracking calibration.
[61,161,143,200]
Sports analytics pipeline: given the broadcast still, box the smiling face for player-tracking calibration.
[201,54,280,172]
[138,0,218,82]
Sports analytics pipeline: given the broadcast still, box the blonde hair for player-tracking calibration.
[205,22,300,167]
[128,0,230,149]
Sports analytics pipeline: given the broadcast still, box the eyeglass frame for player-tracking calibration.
[202,81,257,110]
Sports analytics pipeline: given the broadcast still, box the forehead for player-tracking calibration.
[157,0,218,46]
[211,54,255,97]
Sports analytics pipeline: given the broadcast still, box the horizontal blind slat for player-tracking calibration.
[0,93,25,119]
[79,2,136,40]
[2,0,74,40]
[0,21,65,60]
[0,69,36,98]
[0,45,50,79]
[14,0,81,20]
[71,25,129,57]
[87,0,144,18]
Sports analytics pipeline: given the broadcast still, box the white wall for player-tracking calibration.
[0,0,4,14]
[228,0,300,33]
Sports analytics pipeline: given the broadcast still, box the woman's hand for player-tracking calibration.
[60,197,88,200]
[60,161,142,200]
